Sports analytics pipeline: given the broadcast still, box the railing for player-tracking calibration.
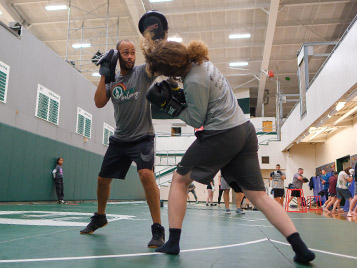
[155,166,177,186]
[155,150,186,166]
[155,132,195,137]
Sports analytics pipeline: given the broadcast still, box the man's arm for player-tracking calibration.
[297,175,303,181]
[94,76,110,108]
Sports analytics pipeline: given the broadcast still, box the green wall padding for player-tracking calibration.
[238,98,250,115]
[0,122,145,202]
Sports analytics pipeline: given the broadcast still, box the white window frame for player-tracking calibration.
[35,84,61,125]
[103,122,114,146]
[0,61,10,104]
[76,107,92,139]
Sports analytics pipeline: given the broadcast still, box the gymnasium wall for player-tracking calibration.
[281,17,357,150]
[315,116,357,168]
[283,143,316,196]
[0,24,145,201]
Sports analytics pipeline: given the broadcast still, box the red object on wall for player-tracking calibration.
[268,70,274,78]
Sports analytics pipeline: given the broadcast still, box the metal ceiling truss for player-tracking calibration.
[65,0,119,73]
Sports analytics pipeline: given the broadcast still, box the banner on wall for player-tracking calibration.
[351,154,357,171]
[315,162,336,176]
[0,60,10,103]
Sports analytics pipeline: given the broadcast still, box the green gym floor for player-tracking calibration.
[0,202,356,268]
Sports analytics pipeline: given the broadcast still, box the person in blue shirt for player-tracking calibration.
[321,169,331,207]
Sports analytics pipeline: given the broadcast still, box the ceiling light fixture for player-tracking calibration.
[0,11,3,15]
[335,101,346,111]
[333,105,357,126]
[45,5,68,11]
[167,36,183,42]
[72,43,91,48]
[229,33,251,39]
[92,73,101,77]
[309,127,327,141]
[229,62,248,67]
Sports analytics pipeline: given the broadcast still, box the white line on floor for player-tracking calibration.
[0,238,268,263]
[270,239,357,260]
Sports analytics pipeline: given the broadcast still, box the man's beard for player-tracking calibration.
[120,60,135,71]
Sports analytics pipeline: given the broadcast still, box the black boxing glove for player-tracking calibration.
[147,80,186,117]
[96,49,118,84]
[277,170,282,175]
[167,80,186,104]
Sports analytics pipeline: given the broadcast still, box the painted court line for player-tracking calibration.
[0,228,73,244]
[270,239,357,260]
[0,238,268,263]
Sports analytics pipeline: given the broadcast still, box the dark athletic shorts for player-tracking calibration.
[273,188,284,198]
[99,135,155,179]
[291,189,301,197]
[336,188,352,200]
[176,121,265,192]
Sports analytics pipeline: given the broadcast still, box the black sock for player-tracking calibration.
[155,228,181,255]
[287,232,315,263]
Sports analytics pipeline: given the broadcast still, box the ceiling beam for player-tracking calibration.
[10,0,48,4]
[173,18,350,34]
[28,13,351,29]
[29,16,129,26]
[155,1,271,15]
[280,0,357,7]
[123,0,144,37]
[256,0,280,116]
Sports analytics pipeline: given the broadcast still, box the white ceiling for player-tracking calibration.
[1,0,356,117]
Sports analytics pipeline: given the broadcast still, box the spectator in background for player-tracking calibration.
[348,168,357,215]
[270,164,286,207]
[52,157,65,204]
[331,168,354,216]
[219,174,246,215]
[217,172,224,205]
[324,172,338,212]
[288,168,304,210]
[187,183,198,204]
[206,179,216,206]
[321,169,331,208]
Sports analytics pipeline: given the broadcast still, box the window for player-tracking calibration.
[0,61,10,103]
[103,123,114,146]
[76,107,92,139]
[262,121,273,132]
[35,84,60,125]
[262,156,270,164]
[171,127,181,136]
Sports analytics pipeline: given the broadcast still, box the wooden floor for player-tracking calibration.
[0,201,356,268]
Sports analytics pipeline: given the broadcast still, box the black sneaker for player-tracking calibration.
[80,213,108,234]
[147,223,165,248]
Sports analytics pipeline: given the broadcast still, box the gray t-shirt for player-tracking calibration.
[270,170,285,189]
[292,172,303,189]
[178,62,248,130]
[53,165,63,179]
[336,171,350,189]
[106,65,155,141]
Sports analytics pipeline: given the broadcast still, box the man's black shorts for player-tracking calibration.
[176,121,265,192]
[273,188,284,198]
[99,136,155,179]
[291,189,301,197]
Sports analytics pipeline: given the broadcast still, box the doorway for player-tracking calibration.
[336,155,351,172]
